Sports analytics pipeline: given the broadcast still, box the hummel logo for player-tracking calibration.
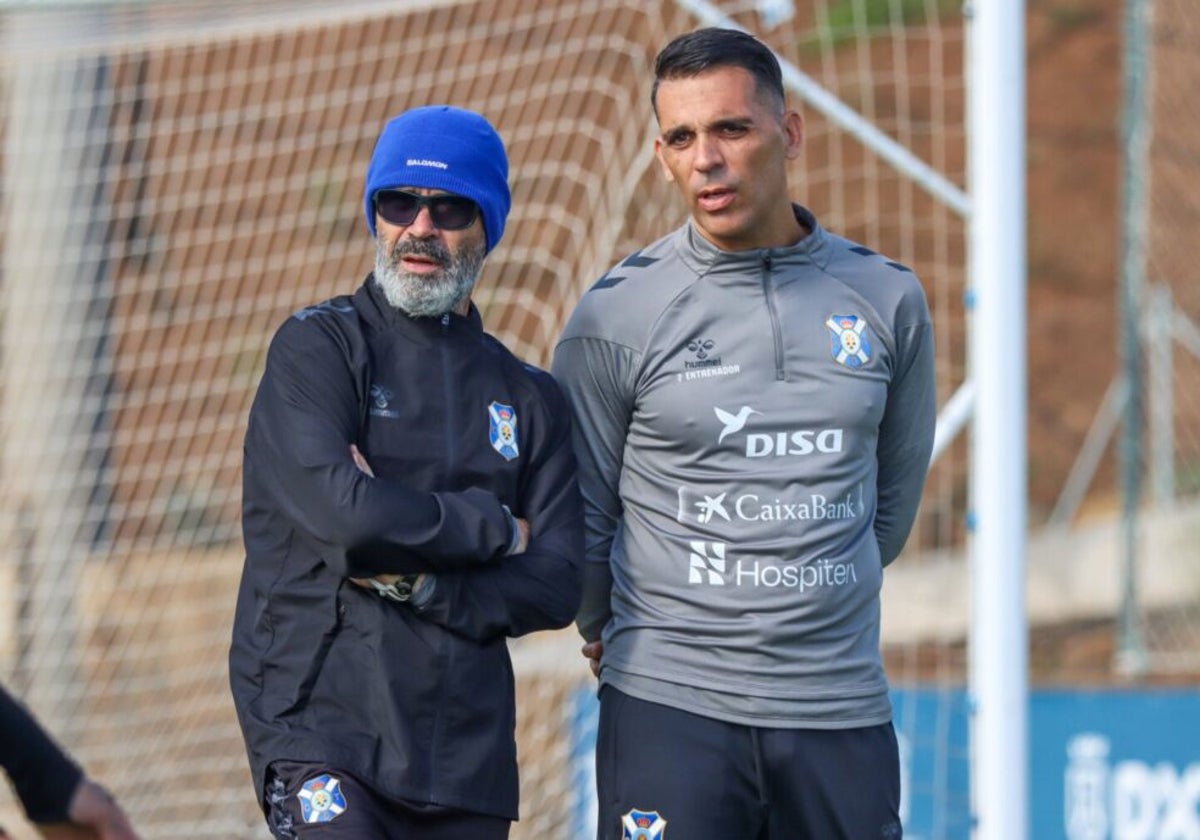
[370,384,393,410]
[687,338,715,360]
[714,406,759,443]
[368,383,400,418]
[688,541,726,585]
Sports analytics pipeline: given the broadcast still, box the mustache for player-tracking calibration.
[389,238,451,265]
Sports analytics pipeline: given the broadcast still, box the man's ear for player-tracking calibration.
[783,109,804,161]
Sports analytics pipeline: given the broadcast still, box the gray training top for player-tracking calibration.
[551,205,936,729]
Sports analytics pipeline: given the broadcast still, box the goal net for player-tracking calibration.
[0,1,969,837]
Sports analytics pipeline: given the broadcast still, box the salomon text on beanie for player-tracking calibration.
[364,105,511,253]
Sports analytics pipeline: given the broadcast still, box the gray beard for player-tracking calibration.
[373,237,484,318]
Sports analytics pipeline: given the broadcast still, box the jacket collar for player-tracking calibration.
[677,203,829,277]
[355,274,484,345]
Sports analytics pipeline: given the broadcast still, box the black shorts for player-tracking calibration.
[595,686,903,840]
[263,760,510,840]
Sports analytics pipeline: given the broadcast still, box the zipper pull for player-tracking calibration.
[441,312,450,330]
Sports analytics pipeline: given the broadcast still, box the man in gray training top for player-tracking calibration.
[552,27,936,840]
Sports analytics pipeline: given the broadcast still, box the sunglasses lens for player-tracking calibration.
[429,197,479,230]
[376,191,420,226]
[375,191,478,230]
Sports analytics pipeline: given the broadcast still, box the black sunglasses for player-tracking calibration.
[374,190,480,230]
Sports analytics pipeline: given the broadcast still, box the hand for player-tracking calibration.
[347,445,429,600]
[512,517,531,554]
[36,777,142,839]
[581,640,604,678]
[350,443,375,477]
[347,445,393,591]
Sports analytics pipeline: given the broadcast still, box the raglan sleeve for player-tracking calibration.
[0,683,84,825]
[874,281,937,566]
[407,373,585,641]
[550,320,638,642]
[246,312,515,577]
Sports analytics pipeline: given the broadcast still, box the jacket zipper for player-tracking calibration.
[762,254,786,380]
[429,311,454,799]
[440,313,456,471]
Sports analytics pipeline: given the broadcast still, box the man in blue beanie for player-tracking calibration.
[230,105,583,840]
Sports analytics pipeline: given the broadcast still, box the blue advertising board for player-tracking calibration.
[1033,689,1200,840]
[568,685,1200,839]
[892,687,973,839]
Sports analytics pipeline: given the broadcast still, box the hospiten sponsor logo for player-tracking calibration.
[687,541,858,591]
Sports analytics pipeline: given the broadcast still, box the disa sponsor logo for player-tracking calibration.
[714,406,844,457]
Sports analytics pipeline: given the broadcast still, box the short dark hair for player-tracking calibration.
[651,28,786,118]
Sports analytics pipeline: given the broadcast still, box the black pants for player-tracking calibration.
[595,687,903,840]
[264,760,510,840]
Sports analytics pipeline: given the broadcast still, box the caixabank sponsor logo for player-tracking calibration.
[677,485,863,524]
[685,540,858,592]
[714,405,844,457]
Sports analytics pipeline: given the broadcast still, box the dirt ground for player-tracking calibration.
[1025,0,1125,520]
[1011,0,1125,684]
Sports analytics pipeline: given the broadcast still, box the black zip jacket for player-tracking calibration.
[229,278,583,821]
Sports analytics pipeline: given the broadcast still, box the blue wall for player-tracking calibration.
[568,686,1200,839]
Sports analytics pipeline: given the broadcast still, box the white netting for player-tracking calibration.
[0,1,971,837]
[1125,0,1200,672]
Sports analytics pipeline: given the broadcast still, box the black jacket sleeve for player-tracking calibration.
[412,373,584,641]
[245,314,513,577]
[0,684,83,824]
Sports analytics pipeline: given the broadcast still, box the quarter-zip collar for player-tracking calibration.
[676,203,829,280]
[671,204,826,383]
[355,274,484,346]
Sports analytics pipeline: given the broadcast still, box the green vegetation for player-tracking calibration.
[1046,2,1102,33]
[1177,460,1200,497]
[828,0,963,29]
[801,0,963,51]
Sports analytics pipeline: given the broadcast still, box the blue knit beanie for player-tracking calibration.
[364,105,511,253]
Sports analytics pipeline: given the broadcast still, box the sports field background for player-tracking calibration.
[0,1,1196,838]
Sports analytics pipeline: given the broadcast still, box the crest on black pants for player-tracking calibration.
[621,808,667,840]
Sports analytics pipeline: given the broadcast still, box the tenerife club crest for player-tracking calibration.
[826,314,872,368]
[622,808,668,840]
[488,401,519,461]
[297,774,347,824]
